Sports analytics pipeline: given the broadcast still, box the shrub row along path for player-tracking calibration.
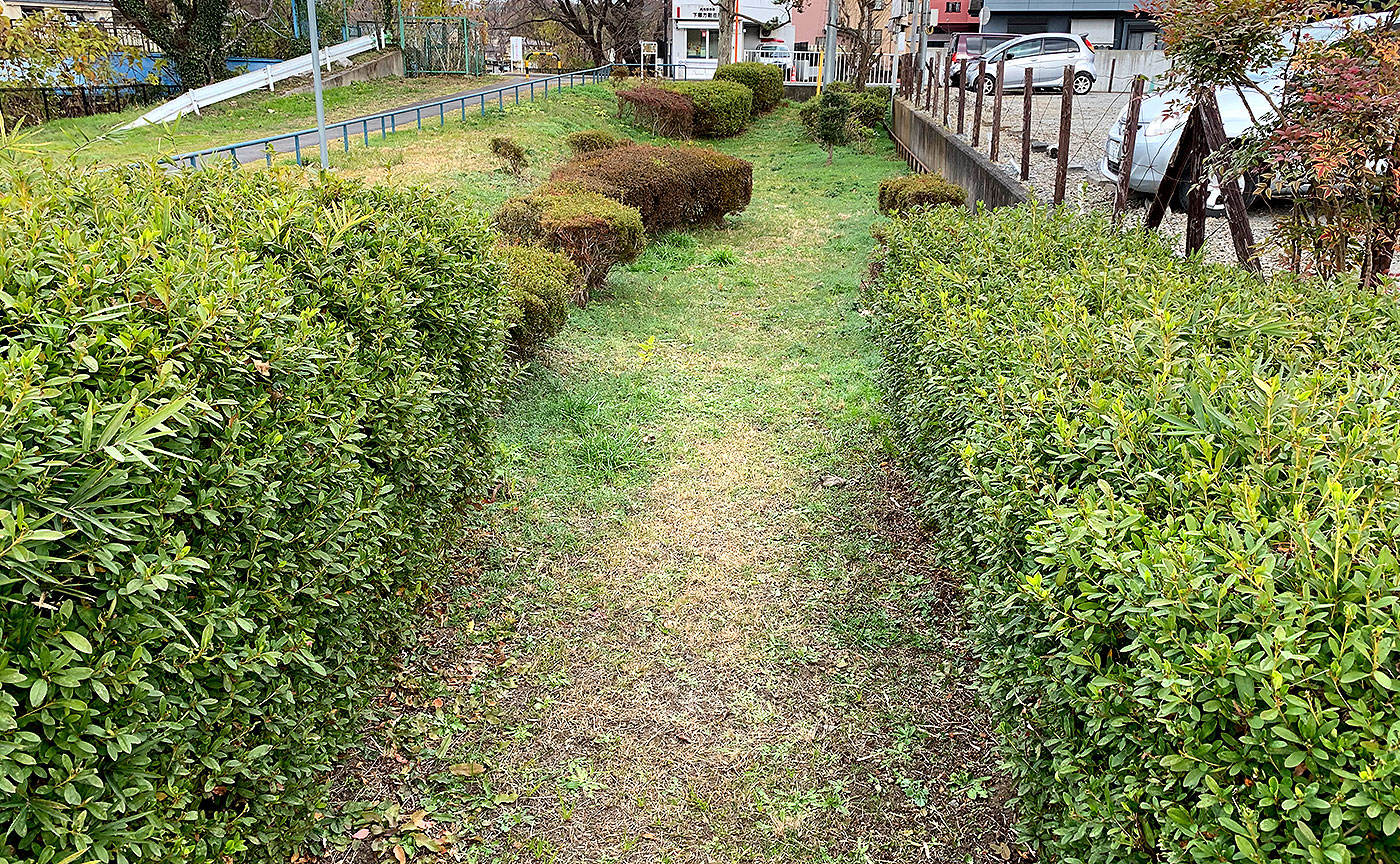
[323,106,1017,863]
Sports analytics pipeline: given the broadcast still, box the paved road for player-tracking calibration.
[182,75,574,166]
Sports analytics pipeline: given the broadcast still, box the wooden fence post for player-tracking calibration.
[972,60,986,147]
[926,58,935,112]
[942,52,953,127]
[957,60,968,134]
[1113,76,1144,223]
[990,59,1005,161]
[1108,58,1117,92]
[1053,65,1074,204]
[1020,67,1033,181]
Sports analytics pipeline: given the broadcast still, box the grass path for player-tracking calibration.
[317,102,1016,864]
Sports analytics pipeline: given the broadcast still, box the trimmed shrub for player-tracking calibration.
[490,135,528,175]
[802,84,888,132]
[495,190,645,298]
[664,80,754,138]
[876,173,965,213]
[566,128,628,155]
[497,244,579,353]
[548,143,753,233]
[714,61,784,111]
[616,85,694,138]
[0,161,504,862]
[869,203,1400,864]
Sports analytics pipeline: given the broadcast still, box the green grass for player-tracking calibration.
[312,90,1018,863]
[23,71,504,164]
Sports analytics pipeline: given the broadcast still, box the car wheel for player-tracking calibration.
[982,75,996,96]
[1072,71,1093,95]
[1173,173,1258,216]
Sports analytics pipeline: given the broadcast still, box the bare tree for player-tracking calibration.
[712,0,801,67]
[512,0,649,65]
[836,0,882,88]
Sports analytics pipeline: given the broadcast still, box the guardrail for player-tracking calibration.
[171,65,613,168]
[125,31,385,130]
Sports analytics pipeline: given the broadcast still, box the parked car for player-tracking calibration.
[753,40,793,73]
[943,32,1017,85]
[1100,12,1390,214]
[967,33,1097,95]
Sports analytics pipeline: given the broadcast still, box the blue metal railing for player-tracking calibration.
[170,65,627,168]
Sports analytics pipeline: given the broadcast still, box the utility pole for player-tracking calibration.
[823,0,839,87]
[307,0,329,170]
[914,0,929,76]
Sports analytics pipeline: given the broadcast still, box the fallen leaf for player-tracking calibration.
[352,828,370,840]
[393,845,407,864]
[821,474,848,488]
[449,762,486,776]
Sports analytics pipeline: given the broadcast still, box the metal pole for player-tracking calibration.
[307,0,329,170]
[823,0,839,87]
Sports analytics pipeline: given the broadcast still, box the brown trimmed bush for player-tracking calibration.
[877,173,966,214]
[548,143,753,233]
[714,62,784,112]
[489,136,528,175]
[566,129,628,155]
[495,191,645,299]
[663,80,753,137]
[497,244,579,354]
[616,85,694,138]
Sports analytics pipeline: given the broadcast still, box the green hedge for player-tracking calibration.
[664,80,753,138]
[0,162,504,862]
[498,243,579,354]
[565,128,628,155]
[495,189,646,298]
[714,62,784,111]
[549,143,753,234]
[869,204,1400,864]
[877,173,965,213]
[801,84,888,132]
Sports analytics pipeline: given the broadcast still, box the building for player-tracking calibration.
[978,0,1161,48]
[0,0,116,21]
[669,0,797,78]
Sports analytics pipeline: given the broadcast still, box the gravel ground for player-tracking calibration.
[920,89,1282,269]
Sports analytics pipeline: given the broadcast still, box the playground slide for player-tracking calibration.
[123,31,385,130]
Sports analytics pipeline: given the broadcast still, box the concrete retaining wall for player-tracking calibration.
[288,49,403,94]
[1094,50,1170,90]
[888,97,1028,210]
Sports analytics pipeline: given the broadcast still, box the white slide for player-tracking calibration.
[123,30,384,129]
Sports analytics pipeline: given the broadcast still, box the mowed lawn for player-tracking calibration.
[284,88,1019,864]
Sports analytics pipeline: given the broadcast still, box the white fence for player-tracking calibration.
[740,50,898,85]
[124,30,385,129]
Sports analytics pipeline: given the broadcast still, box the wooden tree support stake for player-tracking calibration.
[1198,90,1261,271]
[942,52,953,127]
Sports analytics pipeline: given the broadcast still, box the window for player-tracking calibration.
[1007,17,1049,34]
[686,29,715,59]
[1004,38,1042,60]
[945,2,960,11]
[1041,37,1078,54]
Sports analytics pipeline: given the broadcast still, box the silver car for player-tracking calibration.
[1101,13,1390,213]
[968,33,1097,96]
